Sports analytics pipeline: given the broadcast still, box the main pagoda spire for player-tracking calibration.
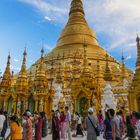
[69,0,84,16]
[68,0,86,25]
[0,53,11,93]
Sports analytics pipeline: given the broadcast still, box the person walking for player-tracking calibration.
[74,112,79,130]
[84,108,98,140]
[65,106,72,140]
[6,115,22,140]
[98,110,104,134]
[0,110,5,135]
[76,113,84,137]
[109,109,122,140]
[126,115,136,140]
[40,112,48,138]
[103,110,112,140]
[52,110,60,140]
[1,111,8,139]
[34,112,43,140]
[60,111,66,140]
[22,112,33,140]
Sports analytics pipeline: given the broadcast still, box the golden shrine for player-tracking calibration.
[0,0,133,117]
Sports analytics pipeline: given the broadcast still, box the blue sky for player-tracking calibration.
[0,0,140,74]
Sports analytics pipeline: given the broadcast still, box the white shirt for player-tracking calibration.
[0,115,5,129]
[73,114,79,121]
[78,117,82,124]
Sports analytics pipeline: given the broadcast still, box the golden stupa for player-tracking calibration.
[0,0,132,117]
[128,35,140,112]
[31,0,131,86]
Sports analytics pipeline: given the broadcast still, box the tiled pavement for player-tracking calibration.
[42,133,104,140]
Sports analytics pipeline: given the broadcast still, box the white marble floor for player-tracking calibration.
[42,134,104,140]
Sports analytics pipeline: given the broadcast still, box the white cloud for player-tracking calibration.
[127,43,136,47]
[29,59,33,63]
[14,58,19,62]
[44,16,51,21]
[18,0,68,22]
[44,44,52,51]
[126,55,132,60]
[87,0,140,50]
[15,67,20,71]
[11,65,14,70]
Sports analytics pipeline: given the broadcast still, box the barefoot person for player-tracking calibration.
[85,108,98,140]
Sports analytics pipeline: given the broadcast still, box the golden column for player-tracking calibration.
[74,97,78,112]
[26,98,28,110]
[134,97,138,111]
[35,98,38,112]
[44,98,47,113]
[13,99,17,114]
[88,96,91,108]
[4,98,8,112]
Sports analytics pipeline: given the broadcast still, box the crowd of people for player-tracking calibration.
[0,107,139,140]
[98,109,140,140]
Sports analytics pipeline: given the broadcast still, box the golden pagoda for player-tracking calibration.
[0,0,133,116]
[29,0,131,115]
[0,53,11,94]
[0,53,11,110]
[128,35,140,112]
[31,0,131,87]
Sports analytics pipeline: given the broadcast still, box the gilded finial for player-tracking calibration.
[7,52,11,64]
[69,0,84,16]
[23,47,27,56]
[122,49,124,60]
[136,33,140,45]
[41,47,44,58]
[41,47,44,54]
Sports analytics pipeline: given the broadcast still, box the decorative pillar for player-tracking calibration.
[74,98,77,112]
[23,100,26,112]
[17,99,21,116]
[25,99,28,110]
[50,98,53,113]
[39,98,43,112]
[13,100,16,114]
[3,99,6,111]
[35,100,38,112]
[134,98,138,111]
[4,98,8,112]
[88,97,91,109]
[44,98,47,113]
